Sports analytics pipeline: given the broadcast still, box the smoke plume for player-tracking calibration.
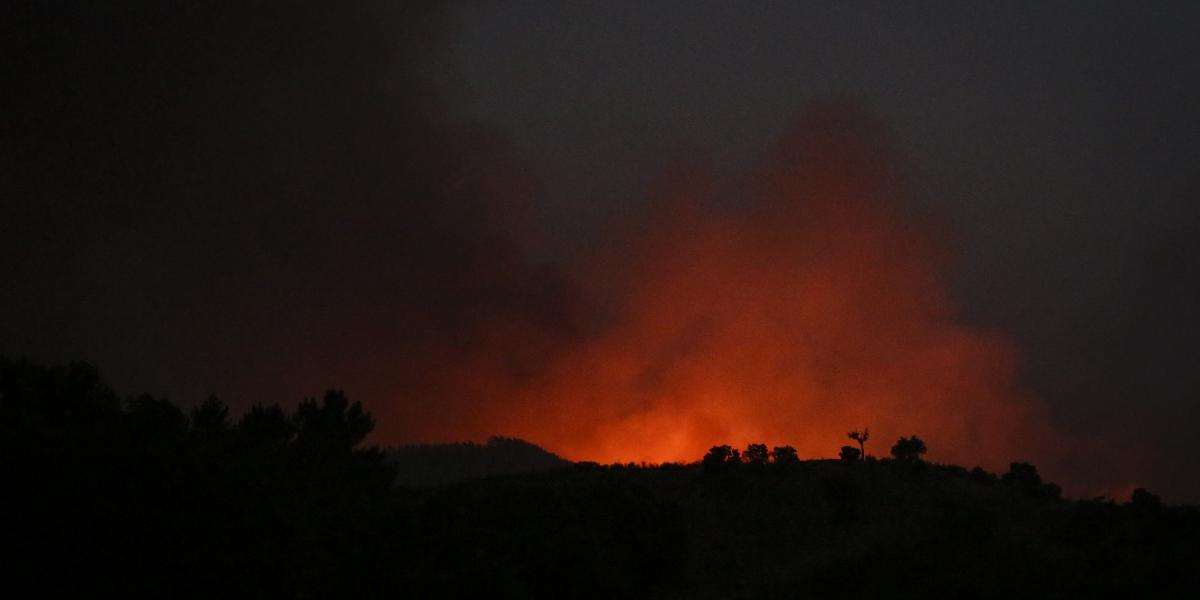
[4,3,1063,485]
[383,104,1057,474]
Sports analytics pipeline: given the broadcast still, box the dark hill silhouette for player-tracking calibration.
[4,355,1199,597]
[389,436,571,486]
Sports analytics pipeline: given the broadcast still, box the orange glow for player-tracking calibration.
[380,104,1057,474]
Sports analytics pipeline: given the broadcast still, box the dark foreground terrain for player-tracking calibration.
[4,356,1198,598]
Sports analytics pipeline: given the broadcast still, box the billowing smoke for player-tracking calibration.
[382,104,1057,474]
[4,3,1062,484]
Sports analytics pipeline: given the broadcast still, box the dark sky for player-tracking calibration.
[4,1,1199,500]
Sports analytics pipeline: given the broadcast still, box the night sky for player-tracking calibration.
[4,1,1199,501]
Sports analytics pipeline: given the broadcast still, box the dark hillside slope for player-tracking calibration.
[389,436,571,486]
[397,460,1200,598]
[3,356,1198,598]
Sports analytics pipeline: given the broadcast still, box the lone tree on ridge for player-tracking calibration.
[847,428,869,459]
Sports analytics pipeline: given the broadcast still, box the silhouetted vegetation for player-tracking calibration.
[4,356,1199,597]
[702,444,740,471]
[890,435,928,462]
[848,427,870,458]
[2,356,395,596]
[770,445,799,465]
[1002,460,1063,501]
[745,442,770,465]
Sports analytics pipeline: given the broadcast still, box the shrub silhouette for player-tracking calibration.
[890,435,927,462]
[839,445,862,463]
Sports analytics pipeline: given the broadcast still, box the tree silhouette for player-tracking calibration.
[236,403,294,450]
[770,445,799,465]
[294,389,374,454]
[847,428,869,459]
[702,445,735,470]
[1001,462,1062,500]
[745,443,769,465]
[1001,461,1042,489]
[125,393,189,450]
[839,445,861,463]
[191,395,230,439]
[890,435,927,462]
[970,466,998,485]
[1129,487,1163,511]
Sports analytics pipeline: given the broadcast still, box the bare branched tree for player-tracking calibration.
[848,428,869,459]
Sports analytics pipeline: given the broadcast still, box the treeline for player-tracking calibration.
[701,437,1066,502]
[1,356,397,596]
[3,356,1199,598]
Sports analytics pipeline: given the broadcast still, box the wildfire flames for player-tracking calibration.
[383,104,1055,473]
